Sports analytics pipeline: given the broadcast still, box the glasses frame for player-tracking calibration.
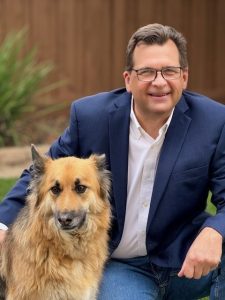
[131,66,183,82]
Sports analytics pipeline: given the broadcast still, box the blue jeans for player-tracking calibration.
[98,251,225,300]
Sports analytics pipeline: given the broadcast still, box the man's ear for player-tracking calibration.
[123,71,132,93]
[182,68,189,90]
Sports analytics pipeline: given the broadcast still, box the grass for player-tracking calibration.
[0,178,17,199]
[0,180,214,299]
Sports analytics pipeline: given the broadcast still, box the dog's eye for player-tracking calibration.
[50,185,61,195]
[75,185,87,194]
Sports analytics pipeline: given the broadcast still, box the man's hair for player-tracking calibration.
[125,23,188,71]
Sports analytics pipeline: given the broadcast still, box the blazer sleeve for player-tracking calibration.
[201,122,225,237]
[0,102,80,226]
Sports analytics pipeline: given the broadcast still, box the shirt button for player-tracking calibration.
[143,201,148,208]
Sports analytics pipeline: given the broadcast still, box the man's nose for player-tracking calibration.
[152,70,167,84]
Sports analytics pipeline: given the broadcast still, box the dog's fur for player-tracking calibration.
[0,145,111,300]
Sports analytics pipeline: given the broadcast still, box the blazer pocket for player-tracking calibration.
[171,164,209,183]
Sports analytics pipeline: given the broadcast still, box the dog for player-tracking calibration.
[0,145,111,300]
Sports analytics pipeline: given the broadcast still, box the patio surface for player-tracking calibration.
[0,145,49,178]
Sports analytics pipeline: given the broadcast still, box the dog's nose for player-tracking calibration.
[57,212,74,227]
[56,210,86,230]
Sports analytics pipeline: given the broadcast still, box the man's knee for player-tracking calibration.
[98,259,158,300]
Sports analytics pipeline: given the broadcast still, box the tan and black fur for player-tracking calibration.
[0,145,111,300]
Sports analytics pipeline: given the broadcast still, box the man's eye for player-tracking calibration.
[50,185,61,195]
[138,69,155,76]
[164,68,178,75]
[75,185,87,194]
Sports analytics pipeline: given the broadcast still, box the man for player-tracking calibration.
[0,24,225,299]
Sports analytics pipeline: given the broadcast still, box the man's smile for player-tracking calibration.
[148,92,171,97]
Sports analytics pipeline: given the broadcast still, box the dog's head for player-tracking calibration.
[29,145,111,233]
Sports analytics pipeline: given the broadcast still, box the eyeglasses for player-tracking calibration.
[132,66,183,82]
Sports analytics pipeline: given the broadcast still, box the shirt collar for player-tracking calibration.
[130,96,174,140]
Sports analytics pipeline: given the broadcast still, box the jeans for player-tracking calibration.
[98,251,225,300]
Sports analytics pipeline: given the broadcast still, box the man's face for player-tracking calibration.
[123,39,188,119]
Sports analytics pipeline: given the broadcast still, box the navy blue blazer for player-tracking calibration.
[1,88,225,268]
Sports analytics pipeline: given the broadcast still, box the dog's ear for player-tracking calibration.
[91,154,111,200]
[93,154,107,173]
[31,144,46,176]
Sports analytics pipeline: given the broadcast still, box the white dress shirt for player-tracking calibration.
[112,101,173,258]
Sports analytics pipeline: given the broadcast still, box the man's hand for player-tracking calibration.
[0,230,6,245]
[178,227,223,279]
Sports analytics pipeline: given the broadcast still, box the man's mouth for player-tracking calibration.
[148,92,170,97]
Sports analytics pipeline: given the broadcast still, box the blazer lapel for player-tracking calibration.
[147,96,192,231]
[108,93,131,230]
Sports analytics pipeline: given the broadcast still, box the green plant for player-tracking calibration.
[0,178,17,199]
[0,29,58,146]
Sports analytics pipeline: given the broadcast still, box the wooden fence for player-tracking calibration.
[0,0,225,142]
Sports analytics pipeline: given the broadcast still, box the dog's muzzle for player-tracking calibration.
[55,210,86,231]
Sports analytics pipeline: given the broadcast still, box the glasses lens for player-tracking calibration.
[162,67,181,80]
[137,69,156,82]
